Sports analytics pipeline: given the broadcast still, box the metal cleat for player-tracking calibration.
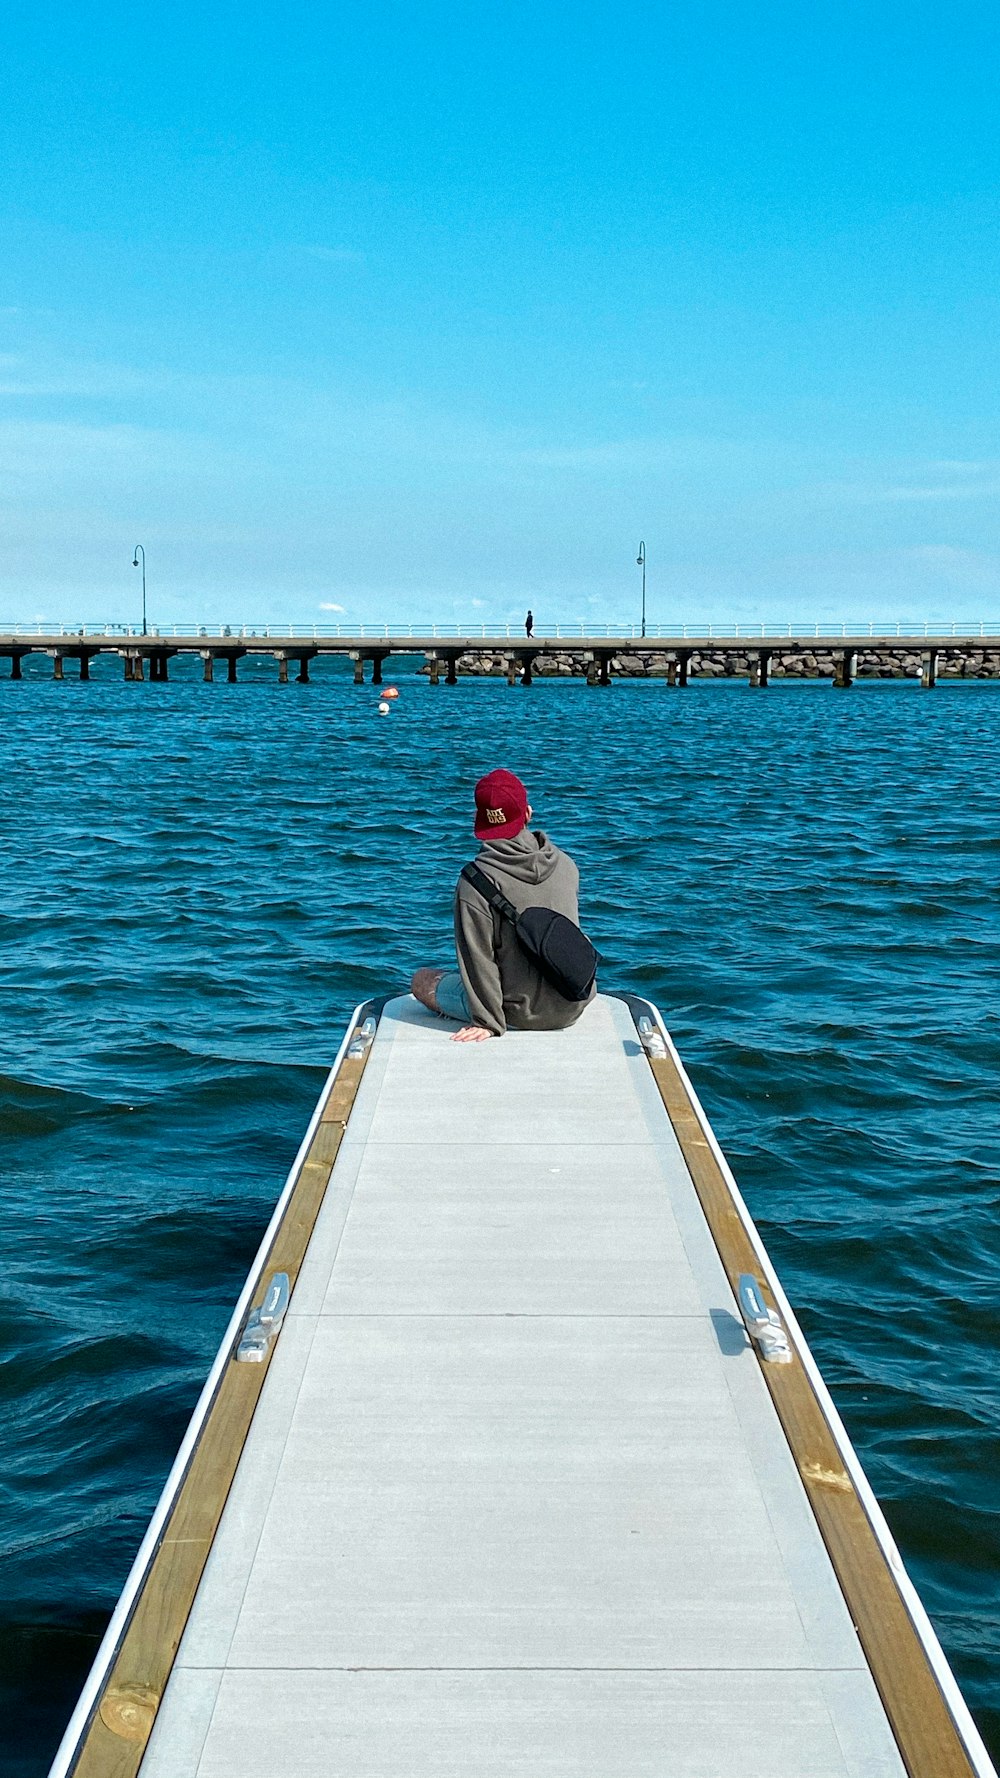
[236,1272,290,1364]
[347,1016,377,1059]
[738,1274,793,1364]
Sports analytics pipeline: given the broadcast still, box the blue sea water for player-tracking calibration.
[1,652,998,1773]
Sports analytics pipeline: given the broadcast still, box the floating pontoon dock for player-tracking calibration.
[50,994,995,1778]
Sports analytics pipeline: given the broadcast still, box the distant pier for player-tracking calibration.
[3,624,1000,688]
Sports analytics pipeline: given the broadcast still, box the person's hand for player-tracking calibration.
[451,1025,493,1042]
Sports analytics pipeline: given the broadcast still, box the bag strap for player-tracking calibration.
[461,862,520,925]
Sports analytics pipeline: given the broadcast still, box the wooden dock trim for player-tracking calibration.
[50,1002,382,1778]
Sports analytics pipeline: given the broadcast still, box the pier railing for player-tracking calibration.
[4,620,1000,641]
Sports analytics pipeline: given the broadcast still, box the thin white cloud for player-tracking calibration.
[809,463,1000,506]
[516,440,656,471]
[302,245,366,266]
[926,460,992,475]
[880,480,1000,502]
[3,340,999,626]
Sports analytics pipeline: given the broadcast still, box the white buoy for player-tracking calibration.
[378,701,390,715]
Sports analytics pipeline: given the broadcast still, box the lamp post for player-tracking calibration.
[132,544,146,635]
[636,541,646,638]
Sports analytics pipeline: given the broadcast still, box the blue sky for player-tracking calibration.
[2,1,1000,627]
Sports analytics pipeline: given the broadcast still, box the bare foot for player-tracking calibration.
[451,1025,493,1043]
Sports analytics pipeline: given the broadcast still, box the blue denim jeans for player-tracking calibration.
[433,969,472,1023]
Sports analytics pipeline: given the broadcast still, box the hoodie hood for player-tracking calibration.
[475,827,561,887]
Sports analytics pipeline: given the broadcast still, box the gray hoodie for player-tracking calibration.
[454,828,595,1036]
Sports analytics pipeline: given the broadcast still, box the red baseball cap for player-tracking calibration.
[473,769,529,841]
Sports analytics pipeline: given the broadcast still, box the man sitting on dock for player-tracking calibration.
[411,768,594,1042]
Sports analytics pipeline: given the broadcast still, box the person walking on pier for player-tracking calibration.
[411,769,595,1042]
[525,609,534,637]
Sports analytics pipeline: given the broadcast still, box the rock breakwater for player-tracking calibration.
[425,646,1000,680]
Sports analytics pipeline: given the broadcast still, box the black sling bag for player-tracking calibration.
[460,863,600,1003]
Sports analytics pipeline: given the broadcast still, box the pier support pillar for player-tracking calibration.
[445,654,458,686]
[151,652,169,682]
[666,659,678,687]
[202,652,214,682]
[832,650,857,689]
[506,656,518,687]
[297,656,311,683]
[227,655,238,683]
[278,654,289,684]
[133,653,145,681]
[52,653,64,681]
[749,650,771,688]
[599,654,612,687]
[585,656,598,688]
[520,652,534,687]
[353,654,365,685]
[79,654,91,681]
[677,652,690,688]
[427,654,440,685]
[10,654,22,680]
[921,648,938,689]
[371,653,386,686]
